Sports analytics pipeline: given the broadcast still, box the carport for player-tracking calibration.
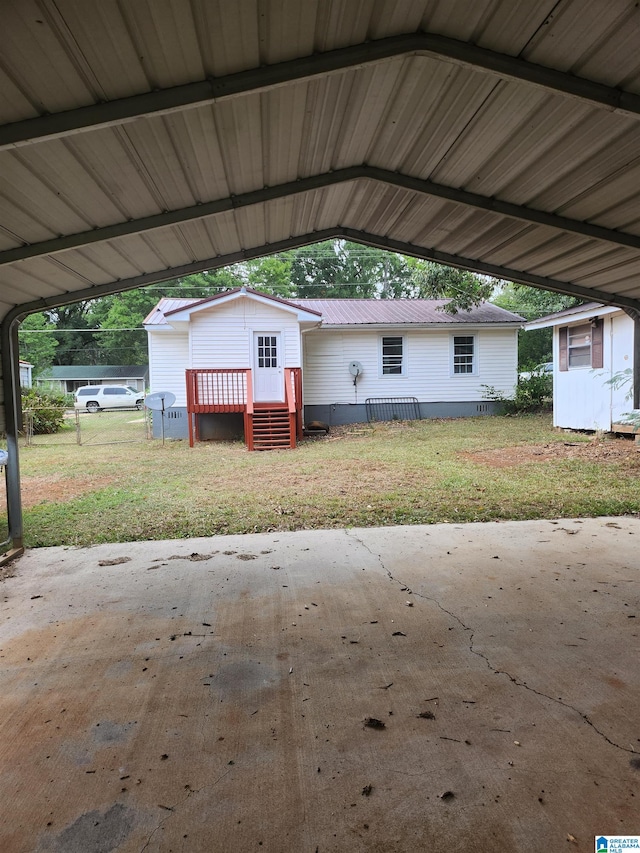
[0,3,640,850]
[2,1,640,557]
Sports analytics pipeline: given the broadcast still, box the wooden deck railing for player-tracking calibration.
[186,368,249,412]
[284,368,297,449]
[286,367,303,442]
[245,370,254,451]
[186,367,303,448]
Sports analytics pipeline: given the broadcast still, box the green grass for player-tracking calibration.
[17,413,640,547]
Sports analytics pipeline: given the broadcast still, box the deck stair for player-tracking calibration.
[250,404,295,450]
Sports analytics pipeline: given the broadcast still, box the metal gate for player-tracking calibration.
[23,407,152,446]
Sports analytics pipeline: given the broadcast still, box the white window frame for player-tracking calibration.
[450,334,477,376]
[380,335,405,377]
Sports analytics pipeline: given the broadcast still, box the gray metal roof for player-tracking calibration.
[146,294,522,327]
[3,0,640,332]
[523,300,622,328]
[295,299,522,325]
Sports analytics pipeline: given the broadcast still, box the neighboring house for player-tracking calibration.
[19,360,33,388]
[35,365,149,394]
[525,302,637,431]
[144,287,523,449]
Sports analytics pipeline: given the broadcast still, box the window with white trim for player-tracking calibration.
[452,335,475,374]
[381,336,404,375]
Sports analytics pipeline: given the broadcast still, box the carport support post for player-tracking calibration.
[634,313,640,410]
[0,315,24,557]
[626,308,640,410]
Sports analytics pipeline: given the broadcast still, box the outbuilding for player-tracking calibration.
[526,302,638,432]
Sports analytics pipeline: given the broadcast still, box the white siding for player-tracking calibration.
[19,364,32,387]
[553,312,634,431]
[147,330,190,406]
[188,299,302,369]
[302,327,518,405]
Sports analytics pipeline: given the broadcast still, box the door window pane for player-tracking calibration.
[258,336,278,368]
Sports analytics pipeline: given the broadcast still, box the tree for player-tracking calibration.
[90,289,158,365]
[162,267,245,295]
[406,262,495,312]
[246,256,294,297]
[18,312,59,377]
[289,241,413,298]
[48,302,99,365]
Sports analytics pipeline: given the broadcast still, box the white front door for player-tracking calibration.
[253,333,284,402]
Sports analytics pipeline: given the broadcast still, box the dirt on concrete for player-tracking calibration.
[0,519,638,852]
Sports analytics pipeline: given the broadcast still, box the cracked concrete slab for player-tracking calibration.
[0,518,638,852]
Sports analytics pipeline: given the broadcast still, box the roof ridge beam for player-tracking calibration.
[2,166,640,268]
[1,32,640,150]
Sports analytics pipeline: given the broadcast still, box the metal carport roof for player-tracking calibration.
[2,0,640,554]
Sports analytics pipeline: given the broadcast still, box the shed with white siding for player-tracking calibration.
[144,288,522,445]
[526,303,638,432]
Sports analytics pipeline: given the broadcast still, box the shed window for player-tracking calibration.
[559,319,603,371]
[452,335,475,374]
[381,336,404,375]
[568,323,592,367]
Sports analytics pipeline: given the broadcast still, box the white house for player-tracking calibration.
[144,287,523,448]
[526,302,637,432]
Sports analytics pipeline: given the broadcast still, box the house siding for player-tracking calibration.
[302,328,517,406]
[148,331,190,406]
[189,301,302,369]
[553,312,633,431]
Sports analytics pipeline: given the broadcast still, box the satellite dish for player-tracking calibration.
[145,391,176,411]
[348,361,363,377]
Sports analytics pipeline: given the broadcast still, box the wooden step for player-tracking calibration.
[250,406,295,450]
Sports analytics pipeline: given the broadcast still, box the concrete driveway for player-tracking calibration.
[1,518,638,853]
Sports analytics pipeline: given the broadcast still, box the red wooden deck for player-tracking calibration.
[185,368,302,450]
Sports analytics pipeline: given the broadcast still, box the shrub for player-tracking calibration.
[482,373,552,415]
[21,387,68,434]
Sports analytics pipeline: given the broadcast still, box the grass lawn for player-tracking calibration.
[13,413,640,547]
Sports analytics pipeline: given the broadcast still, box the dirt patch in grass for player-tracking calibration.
[461,437,640,468]
[0,474,117,510]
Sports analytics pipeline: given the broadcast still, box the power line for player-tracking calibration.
[19,327,146,333]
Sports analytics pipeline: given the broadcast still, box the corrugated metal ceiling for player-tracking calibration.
[2,0,640,324]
